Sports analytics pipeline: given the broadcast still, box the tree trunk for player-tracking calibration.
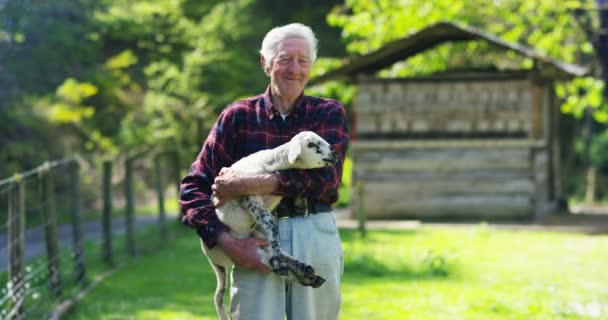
[583,107,595,204]
[585,166,597,204]
[599,0,608,101]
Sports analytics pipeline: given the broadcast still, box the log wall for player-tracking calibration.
[351,76,558,219]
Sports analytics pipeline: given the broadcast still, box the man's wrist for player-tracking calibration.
[243,172,279,195]
[217,230,233,246]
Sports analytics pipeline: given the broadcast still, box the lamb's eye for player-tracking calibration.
[307,142,315,148]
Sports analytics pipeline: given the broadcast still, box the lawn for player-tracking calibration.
[64,225,608,320]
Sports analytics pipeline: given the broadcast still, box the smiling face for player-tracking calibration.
[262,37,312,110]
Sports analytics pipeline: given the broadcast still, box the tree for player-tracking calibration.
[0,0,346,177]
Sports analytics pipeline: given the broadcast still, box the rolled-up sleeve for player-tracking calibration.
[275,101,349,204]
[179,110,235,248]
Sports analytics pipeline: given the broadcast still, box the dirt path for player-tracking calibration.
[334,207,608,234]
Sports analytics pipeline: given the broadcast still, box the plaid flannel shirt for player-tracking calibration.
[179,86,349,248]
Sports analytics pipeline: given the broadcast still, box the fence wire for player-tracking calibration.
[0,151,182,319]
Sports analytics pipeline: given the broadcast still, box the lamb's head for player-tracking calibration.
[287,131,339,169]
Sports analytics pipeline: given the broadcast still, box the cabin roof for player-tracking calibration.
[310,21,588,85]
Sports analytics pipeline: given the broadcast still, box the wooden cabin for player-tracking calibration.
[310,22,587,220]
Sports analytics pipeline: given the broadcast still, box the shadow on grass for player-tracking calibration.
[344,251,457,281]
[339,229,459,281]
[339,228,419,242]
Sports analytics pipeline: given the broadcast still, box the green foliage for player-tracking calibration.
[591,129,608,171]
[49,79,98,124]
[329,0,589,62]
[328,0,606,122]
[0,0,101,97]
[1,0,347,176]
[336,155,352,208]
[558,77,608,121]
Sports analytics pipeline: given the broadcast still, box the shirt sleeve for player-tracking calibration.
[274,100,349,204]
[179,109,236,248]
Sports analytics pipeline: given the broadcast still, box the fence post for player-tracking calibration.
[125,158,136,256]
[102,160,113,265]
[69,159,87,285]
[8,179,25,319]
[41,168,62,298]
[357,181,366,238]
[155,156,167,241]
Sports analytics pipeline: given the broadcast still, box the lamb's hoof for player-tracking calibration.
[302,265,315,277]
[311,275,325,288]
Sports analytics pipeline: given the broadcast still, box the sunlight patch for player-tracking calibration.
[568,302,608,318]
[136,309,199,320]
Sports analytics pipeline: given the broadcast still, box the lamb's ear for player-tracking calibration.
[288,141,302,164]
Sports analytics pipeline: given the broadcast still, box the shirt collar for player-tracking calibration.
[263,85,306,120]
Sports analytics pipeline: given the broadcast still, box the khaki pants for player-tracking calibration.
[229,212,343,320]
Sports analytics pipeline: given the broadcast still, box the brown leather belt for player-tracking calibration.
[272,197,331,219]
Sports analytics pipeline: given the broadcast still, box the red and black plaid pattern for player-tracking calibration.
[179,86,349,248]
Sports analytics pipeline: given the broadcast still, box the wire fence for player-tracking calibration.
[0,149,183,319]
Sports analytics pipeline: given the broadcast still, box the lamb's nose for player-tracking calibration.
[330,150,339,163]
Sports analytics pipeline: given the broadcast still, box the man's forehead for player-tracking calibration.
[277,51,310,58]
[277,38,310,54]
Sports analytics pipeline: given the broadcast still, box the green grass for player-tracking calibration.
[336,156,352,208]
[0,218,179,318]
[64,225,608,319]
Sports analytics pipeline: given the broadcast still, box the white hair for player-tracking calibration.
[260,23,318,68]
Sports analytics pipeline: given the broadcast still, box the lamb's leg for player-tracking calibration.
[239,195,289,276]
[210,262,229,320]
[240,196,326,287]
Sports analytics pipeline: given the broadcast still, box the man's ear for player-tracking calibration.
[288,141,302,164]
[261,55,270,75]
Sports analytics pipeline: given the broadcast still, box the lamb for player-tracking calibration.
[202,131,339,320]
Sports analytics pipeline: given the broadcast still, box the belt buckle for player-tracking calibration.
[274,203,287,219]
[294,197,309,218]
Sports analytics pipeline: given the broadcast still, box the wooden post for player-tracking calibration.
[41,169,62,298]
[357,182,366,238]
[125,158,136,256]
[102,160,113,266]
[69,160,87,285]
[8,179,25,319]
[155,156,167,241]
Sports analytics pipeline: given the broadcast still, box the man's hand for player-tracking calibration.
[212,168,243,207]
[217,231,271,273]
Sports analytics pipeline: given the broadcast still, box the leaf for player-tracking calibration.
[56,78,98,104]
[105,50,138,70]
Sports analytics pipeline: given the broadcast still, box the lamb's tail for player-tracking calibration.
[212,263,229,320]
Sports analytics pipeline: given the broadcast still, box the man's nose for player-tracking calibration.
[287,59,300,73]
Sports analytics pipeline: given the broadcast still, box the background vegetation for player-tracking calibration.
[1,0,607,202]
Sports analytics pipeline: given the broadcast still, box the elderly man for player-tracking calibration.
[180,23,348,320]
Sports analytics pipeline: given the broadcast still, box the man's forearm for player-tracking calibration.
[239,172,280,195]
[213,170,280,207]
